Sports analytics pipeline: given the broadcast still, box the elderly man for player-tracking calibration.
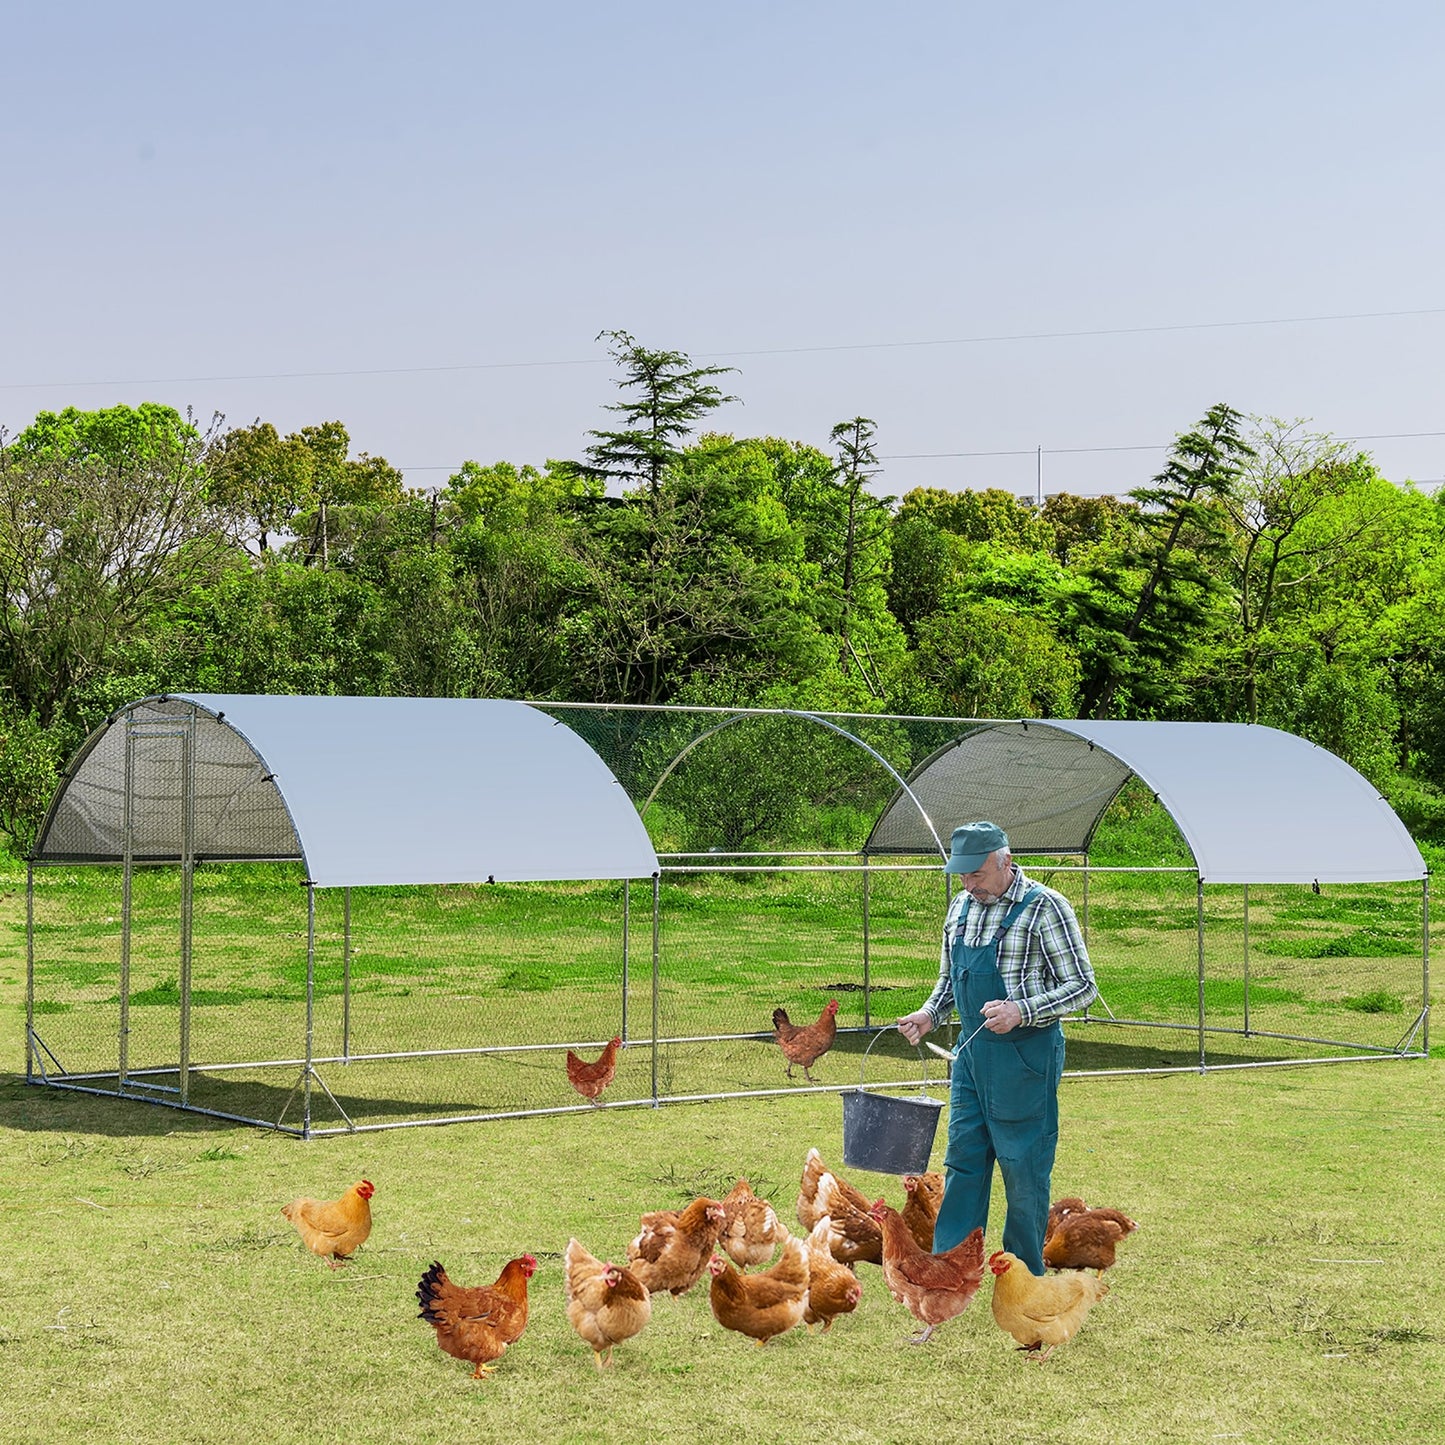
[897,821,1095,1273]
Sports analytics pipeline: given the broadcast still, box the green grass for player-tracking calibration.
[1,1059,1442,1444]
[1,853,1442,1441]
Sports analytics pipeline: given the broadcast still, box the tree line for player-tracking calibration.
[2,329,1443,853]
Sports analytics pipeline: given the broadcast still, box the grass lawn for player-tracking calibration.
[4,852,1442,1442]
[2,1034,1443,1442]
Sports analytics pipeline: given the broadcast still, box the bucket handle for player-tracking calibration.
[857,1025,932,1094]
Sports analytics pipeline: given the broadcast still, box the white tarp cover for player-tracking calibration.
[36,694,659,887]
[866,719,1425,885]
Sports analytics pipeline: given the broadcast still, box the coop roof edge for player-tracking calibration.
[864,719,1426,886]
[32,694,660,887]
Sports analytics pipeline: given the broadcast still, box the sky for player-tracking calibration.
[5,1,1444,500]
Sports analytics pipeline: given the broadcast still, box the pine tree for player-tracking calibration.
[1075,402,1254,719]
[578,330,738,494]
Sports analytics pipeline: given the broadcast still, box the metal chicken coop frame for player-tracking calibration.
[24,696,1431,1136]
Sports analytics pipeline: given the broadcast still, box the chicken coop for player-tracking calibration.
[24,695,1430,1137]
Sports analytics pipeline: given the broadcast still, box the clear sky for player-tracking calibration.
[5,1,1443,499]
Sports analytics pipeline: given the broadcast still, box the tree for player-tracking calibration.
[827,418,884,659]
[443,460,596,698]
[1040,492,1136,565]
[1222,420,1393,723]
[283,422,406,570]
[575,330,738,494]
[901,601,1079,720]
[0,703,63,853]
[0,404,239,729]
[207,420,313,555]
[770,419,899,697]
[897,486,1054,553]
[886,513,966,640]
[1071,403,1253,719]
[569,440,828,706]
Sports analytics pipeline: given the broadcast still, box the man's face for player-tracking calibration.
[956,849,1012,904]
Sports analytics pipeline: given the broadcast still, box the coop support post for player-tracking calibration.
[342,887,352,1063]
[650,872,660,1105]
[1196,875,1206,1073]
[25,860,34,1081]
[1423,875,1431,1057]
[120,717,135,1090]
[621,878,630,1043]
[1081,854,1090,1019]
[862,854,872,1028]
[305,881,316,1138]
[1242,884,1251,1036]
[178,717,196,1107]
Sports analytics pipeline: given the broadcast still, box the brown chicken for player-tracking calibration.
[802,1218,863,1333]
[772,998,839,1081]
[566,1036,622,1104]
[1043,1196,1089,1249]
[626,1196,727,1297]
[817,1170,883,1267]
[900,1171,945,1253]
[1042,1204,1139,1275]
[719,1178,785,1271]
[707,1231,810,1346]
[564,1237,652,1369]
[416,1255,537,1378]
[796,1147,845,1233]
[797,1147,885,1235]
[280,1179,374,1267]
[989,1249,1109,1359]
[870,1200,986,1344]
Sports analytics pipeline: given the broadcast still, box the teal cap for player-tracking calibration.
[944,821,1009,873]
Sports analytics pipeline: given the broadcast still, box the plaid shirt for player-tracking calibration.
[922,865,1096,1029]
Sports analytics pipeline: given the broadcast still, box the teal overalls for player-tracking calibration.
[930,885,1064,1274]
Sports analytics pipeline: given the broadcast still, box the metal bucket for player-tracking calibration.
[841,1028,945,1175]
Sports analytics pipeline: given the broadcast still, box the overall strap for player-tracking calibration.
[954,883,1043,944]
[988,884,1042,943]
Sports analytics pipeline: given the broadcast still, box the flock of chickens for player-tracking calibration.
[279,1151,1138,1379]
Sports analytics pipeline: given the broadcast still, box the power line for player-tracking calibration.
[702,306,1445,360]
[392,428,1445,474]
[3,305,1444,393]
[880,429,1445,462]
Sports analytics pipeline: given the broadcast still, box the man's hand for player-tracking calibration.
[896,1009,933,1046]
[981,999,1022,1034]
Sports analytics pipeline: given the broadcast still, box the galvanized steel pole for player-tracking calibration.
[1196,876,1206,1073]
[1423,875,1431,1056]
[862,855,871,1028]
[120,716,134,1091]
[25,861,34,1081]
[178,718,195,1106]
[651,873,660,1104]
[342,887,352,1063]
[305,882,316,1138]
[1242,884,1251,1037]
[622,878,630,1043]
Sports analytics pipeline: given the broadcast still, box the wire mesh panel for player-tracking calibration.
[25,864,314,1120]
[1203,881,1427,1058]
[299,880,637,1129]
[27,866,125,1082]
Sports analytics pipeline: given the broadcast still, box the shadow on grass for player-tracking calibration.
[0,1068,495,1137]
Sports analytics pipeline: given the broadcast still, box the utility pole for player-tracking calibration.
[1036,445,1043,507]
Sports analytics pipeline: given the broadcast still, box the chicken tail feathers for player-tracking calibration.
[417,1260,450,1321]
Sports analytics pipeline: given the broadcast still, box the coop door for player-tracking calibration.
[117,723,196,1101]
